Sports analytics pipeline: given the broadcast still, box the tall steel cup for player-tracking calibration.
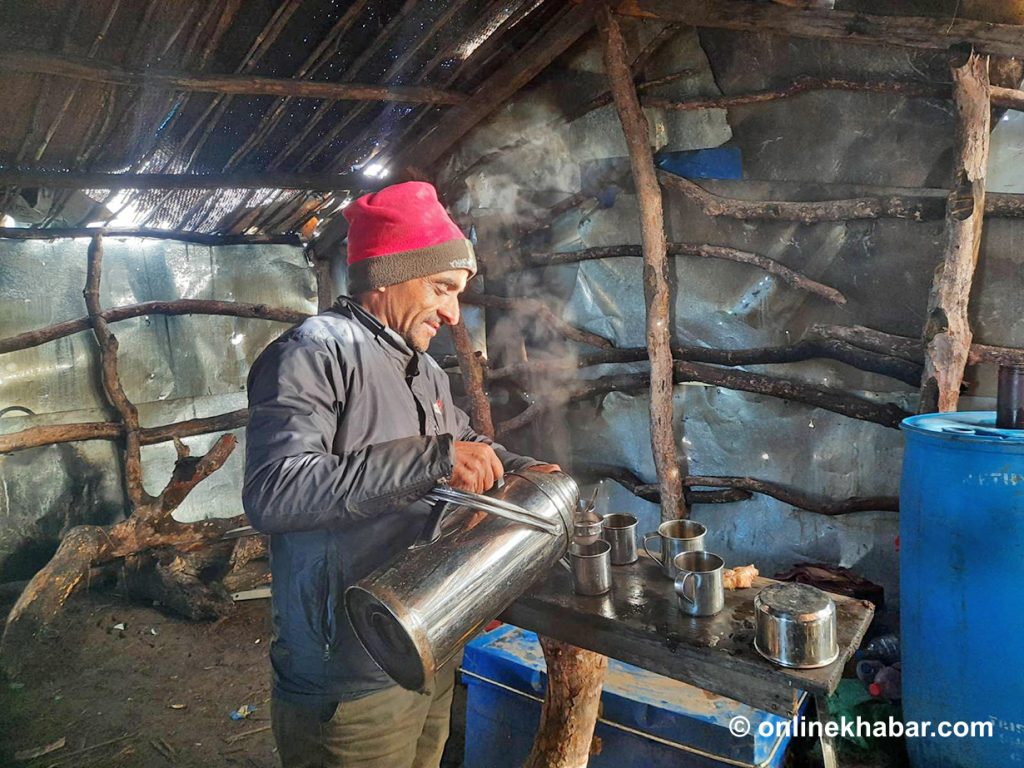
[674,551,725,617]
[345,471,578,692]
[601,513,638,565]
[642,520,707,578]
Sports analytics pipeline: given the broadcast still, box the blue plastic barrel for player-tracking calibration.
[900,412,1024,767]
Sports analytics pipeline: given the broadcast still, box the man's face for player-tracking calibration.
[369,269,470,352]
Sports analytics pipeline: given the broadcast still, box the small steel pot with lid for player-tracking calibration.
[754,583,839,669]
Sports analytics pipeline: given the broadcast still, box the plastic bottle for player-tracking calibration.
[869,663,902,701]
[859,633,900,665]
[856,659,885,686]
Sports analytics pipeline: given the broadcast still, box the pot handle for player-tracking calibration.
[675,572,696,605]
[410,499,452,549]
[423,485,561,536]
[642,532,661,564]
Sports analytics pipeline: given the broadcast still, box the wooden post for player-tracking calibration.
[450,317,495,437]
[84,234,150,511]
[523,638,609,768]
[919,52,991,413]
[308,244,336,313]
[597,2,687,521]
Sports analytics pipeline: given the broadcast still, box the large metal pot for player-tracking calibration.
[754,583,838,669]
[345,470,578,691]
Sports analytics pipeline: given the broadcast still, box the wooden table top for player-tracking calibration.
[500,554,875,717]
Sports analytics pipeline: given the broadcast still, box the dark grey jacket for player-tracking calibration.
[242,297,538,705]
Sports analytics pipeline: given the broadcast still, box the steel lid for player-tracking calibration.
[754,583,835,623]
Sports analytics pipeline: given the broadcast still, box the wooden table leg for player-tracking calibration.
[524,636,608,768]
[814,693,839,768]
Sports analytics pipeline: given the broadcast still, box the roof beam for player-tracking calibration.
[0,228,301,245]
[0,171,364,191]
[0,50,466,105]
[392,2,596,173]
[611,0,1024,59]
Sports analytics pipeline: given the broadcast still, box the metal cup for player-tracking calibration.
[565,540,611,595]
[601,513,638,565]
[673,551,725,617]
[642,520,707,578]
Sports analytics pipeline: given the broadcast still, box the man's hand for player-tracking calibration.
[451,441,504,494]
[529,463,562,473]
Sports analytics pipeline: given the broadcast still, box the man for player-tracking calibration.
[242,181,558,768]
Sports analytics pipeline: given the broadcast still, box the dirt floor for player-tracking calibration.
[0,585,902,768]
[0,588,466,768]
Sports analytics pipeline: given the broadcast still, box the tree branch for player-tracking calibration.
[579,463,898,516]
[157,433,237,513]
[449,319,495,437]
[644,75,948,113]
[0,228,302,245]
[0,171,363,191]
[500,242,846,304]
[812,323,1024,368]
[0,49,466,105]
[0,299,308,356]
[84,234,149,510]
[920,53,991,413]
[598,2,685,521]
[487,337,922,387]
[496,364,909,436]
[658,170,1024,222]
[673,360,910,427]
[610,1,1024,59]
[0,409,249,454]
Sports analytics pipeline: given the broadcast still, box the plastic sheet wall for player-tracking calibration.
[441,21,1024,613]
[0,237,314,579]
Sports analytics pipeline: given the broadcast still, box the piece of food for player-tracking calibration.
[722,564,759,590]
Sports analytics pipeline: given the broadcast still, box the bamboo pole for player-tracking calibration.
[919,53,991,413]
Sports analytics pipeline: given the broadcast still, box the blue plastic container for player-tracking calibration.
[462,624,801,768]
[900,412,1024,767]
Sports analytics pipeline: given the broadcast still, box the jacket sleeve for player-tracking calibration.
[242,331,453,534]
[451,401,543,473]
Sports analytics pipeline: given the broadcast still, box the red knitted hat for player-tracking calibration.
[343,181,476,294]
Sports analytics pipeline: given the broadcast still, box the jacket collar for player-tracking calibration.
[332,296,419,373]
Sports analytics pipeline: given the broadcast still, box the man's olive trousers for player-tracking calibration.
[271,657,459,768]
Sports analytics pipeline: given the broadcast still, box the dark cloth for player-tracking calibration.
[243,297,538,706]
